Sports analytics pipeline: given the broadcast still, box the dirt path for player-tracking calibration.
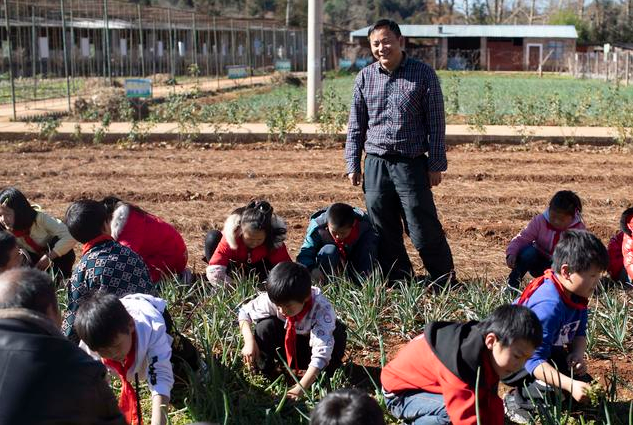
[1,142,630,280]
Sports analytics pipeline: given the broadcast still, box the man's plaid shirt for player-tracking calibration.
[345,55,447,174]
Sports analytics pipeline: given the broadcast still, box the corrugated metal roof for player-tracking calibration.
[350,25,578,39]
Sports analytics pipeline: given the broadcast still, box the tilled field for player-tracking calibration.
[1,141,631,280]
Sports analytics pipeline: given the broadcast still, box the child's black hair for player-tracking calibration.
[551,229,608,274]
[326,203,356,229]
[64,199,108,243]
[238,200,286,250]
[310,388,386,425]
[549,190,582,216]
[74,292,133,351]
[367,18,402,38]
[0,187,37,231]
[620,207,633,237]
[266,262,311,305]
[0,231,17,269]
[102,196,147,221]
[477,304,543,348]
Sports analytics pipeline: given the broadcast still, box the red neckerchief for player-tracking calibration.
[517,269,588,310]
[11,228,44,254]
[103,331,142,425]
[284,296,314,370]
[331,220,360,261]
[82,234,114,256]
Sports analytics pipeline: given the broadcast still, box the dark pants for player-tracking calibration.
[503,347,591,409]
[363,153,454,285]
[507,245,552,290]
[25,237,75,279]
[204,230,271,284]
[254,316,347,376]
[316,236,376,283]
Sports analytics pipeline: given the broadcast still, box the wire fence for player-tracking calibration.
[572,51,633,85]
[0,0,308,115]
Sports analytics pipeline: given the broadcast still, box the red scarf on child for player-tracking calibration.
[82,234,114,256]
[102,333,142,425]
[517,269,588,310]
[331,220,360,262]
[284,296,314,370]
[11,228,44,254]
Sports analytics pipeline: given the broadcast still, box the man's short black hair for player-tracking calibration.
[266,262,311,305]
[64,199,108,243]
[0,231,17,269]
[367,19,402,38]
[551,229,608,274]
[0,268,58,316]
[75,292,133,351]
[478,304,543,348]
[310,388,386,425]
[326,203,355,229]
[549,190,582,216]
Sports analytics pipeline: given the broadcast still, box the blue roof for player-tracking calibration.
[350,25,578,39]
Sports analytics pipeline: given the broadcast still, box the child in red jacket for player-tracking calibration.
[381,305,542,425]
[606,207,633,285]
[204,200,291,287]
[103,197,189,284]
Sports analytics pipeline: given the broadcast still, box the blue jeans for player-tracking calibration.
[507,245,551,290]
[385,390,450,425]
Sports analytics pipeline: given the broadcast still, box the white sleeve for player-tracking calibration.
[237,293,280,323]
[308,300,337,370]
[145,322,174,398]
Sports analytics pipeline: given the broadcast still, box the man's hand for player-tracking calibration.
[567,352,588,377]
[348,172,361,186]
[428,171,442,187]
[506,254,517,269]
[310,268,325,283]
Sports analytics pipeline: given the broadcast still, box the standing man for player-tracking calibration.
[345,19,455,286]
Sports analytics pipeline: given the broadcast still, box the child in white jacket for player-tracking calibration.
[75,293,175,425]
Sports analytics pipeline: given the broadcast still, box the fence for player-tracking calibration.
[572,51,633,85]
[0,0,308,114]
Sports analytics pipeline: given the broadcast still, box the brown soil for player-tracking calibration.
[2,141,631,280]
[2,140,633,404]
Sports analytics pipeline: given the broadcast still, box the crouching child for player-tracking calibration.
[297,203,379,284]
[238,262,347,399]
[503,229,609,424]
[75,293,199,425]
[381,304,542,425]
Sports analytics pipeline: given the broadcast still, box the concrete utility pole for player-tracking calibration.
[306,0,322,121]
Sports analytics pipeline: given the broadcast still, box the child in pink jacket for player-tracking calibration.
[506,190,585,291]
[606,207,633,285]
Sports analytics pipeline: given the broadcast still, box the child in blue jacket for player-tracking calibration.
[297,203,379,283]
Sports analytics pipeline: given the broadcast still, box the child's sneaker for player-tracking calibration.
[504,389,532,424]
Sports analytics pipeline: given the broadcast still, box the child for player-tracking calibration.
[296,203,379,283]
[75,293,178,425]
[310,388,385,425]
[103,196,189,283]
[506,190,585,290]
[238,262,347,399]
[62,199,154,342]
[381,304,542,425]
[205,200,291,287]
[0,231,28,273]
[606,207,633,285]
[503,229,609,424]
[0,187,77,278]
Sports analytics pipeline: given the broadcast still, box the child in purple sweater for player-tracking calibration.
[506,190,585,291]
